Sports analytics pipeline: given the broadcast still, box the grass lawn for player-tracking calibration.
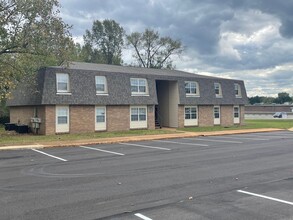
[0,125,177,146]
[0,119,292,146]
[180,119,293,132]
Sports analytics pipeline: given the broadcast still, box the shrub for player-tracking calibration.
[0,116,9,125]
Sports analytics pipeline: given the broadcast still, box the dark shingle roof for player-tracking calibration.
[7,62,248,106]
[57,61,218,79]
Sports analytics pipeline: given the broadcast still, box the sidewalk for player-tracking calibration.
[0,128,285,151]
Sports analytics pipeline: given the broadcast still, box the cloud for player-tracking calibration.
[196,63,293,97]
[59,0,293,96]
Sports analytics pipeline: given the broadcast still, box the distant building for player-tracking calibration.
[245,104,293,119]
[7,62,248,135]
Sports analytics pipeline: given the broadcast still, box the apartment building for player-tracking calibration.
[7,62,248,135]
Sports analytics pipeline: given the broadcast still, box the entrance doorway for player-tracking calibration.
[155,80,179,128]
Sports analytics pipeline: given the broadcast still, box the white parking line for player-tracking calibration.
[237,190,293,206]
[264,136,293,139]
[79,146,124,156]
[153,140,209,147]
[186,138,242,144]
[213,136,267,141]
[240,134,293,140]
[119,143,171,151]
[237,134,293,139]
[31,149,67,162]
[135,213,152,220]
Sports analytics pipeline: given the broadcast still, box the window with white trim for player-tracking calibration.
[234,83,241,97]
[96,107,106,123]
[234,106,239,118]
[185,81,199,96]
[95,76,107,94]
[130,78,148,95]
[57,107,69,124]
[185,107,197,119]
[214,106,220,119]
[56,73,70,93]
[131,107,147,121]
[214,83,222,97]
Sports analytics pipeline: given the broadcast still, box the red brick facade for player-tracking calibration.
[10,105,150,134]
[70,106,95,134]
[9,104,244,134]
[147,106,155,130]
[178,105,185,128]
[220,105,234,126]
[107,105,130,132]
[198,105,214,126]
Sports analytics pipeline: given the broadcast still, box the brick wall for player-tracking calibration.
[240,105,245,125]
[198,105,214,127]
[10,104,247,134]
[40,105,152,134]
[107,105,130,132]
[221,105,234,126]
[9,106,34,125]
[37,105,133,134]
[70,105,95,134]
[9,106,51,135]
[44,106,55,135]
[245,105,293,113]
[178,105,185,128]
[147,105,155,130]
[35,106,45,135]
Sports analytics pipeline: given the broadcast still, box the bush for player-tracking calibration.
[0,116,9,125]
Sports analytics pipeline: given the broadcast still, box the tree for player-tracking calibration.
[126,28,183,69]
[0,0,72,101]
[248,96,262,105]
[82,19,124,65]
[248,93,293,105]
[275,92,292,104]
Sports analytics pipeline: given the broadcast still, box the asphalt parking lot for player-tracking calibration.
[1,131,293,220]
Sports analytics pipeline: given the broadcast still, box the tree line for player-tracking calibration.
[249,92,293,105]
[0,1,183,102]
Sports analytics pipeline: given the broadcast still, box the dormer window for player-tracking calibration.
[185,81,199,96]
[56,73,70,94]
[214,83,222,98]
[234,83,241,97]
[95,76,108,95]
[130,78,148,96]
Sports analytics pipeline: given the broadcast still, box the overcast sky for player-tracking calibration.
[59,0,293,97]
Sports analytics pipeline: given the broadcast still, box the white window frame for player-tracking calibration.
[95,76,108,95]
[130,106,147,129]
[214,106,221,125]
[214,83,222,98]
[234,83,242,98]
[185,81,200,97]
[130,78,149,96]
[95,106,106,131]
[184,106,198,126]
[234,106,240,124]
[56,106,69,133]
[56,73,70,94]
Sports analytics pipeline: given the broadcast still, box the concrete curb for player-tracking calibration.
[0,128,285,151]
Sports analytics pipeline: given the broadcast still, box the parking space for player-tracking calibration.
[20,131,293,164]
[106,179,293,220]
[1,130,293,219]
